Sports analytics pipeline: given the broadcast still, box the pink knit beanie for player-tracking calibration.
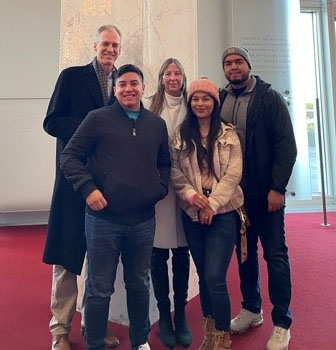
[187,77,220,104]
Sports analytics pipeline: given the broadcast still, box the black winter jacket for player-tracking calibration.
[219,76,297,196]
[60,101,171,225]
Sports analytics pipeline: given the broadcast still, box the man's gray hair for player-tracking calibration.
[95,25,122,42]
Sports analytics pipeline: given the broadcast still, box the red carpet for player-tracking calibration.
[0,212,335,349]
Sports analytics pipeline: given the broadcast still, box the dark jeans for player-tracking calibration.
[151,246,190,313]
[236,195,292,329]
[182,211,238,331]
[84,213,155,350]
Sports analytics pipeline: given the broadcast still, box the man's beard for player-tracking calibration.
[226,71,250,85]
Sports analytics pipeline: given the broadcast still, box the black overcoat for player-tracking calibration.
[43,63,114,274]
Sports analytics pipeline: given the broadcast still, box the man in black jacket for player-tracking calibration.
[43,25,121,350]
[220,47,297,350]
[60,64,171,350]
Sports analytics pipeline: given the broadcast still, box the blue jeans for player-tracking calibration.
[236,194,292,329]
[84,213,155,350]
[182,211,238,331]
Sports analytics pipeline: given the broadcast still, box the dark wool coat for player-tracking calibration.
[43,63,115,275]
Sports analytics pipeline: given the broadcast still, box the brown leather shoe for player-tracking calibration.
[104,333,120,348]
[52,334,71,350]
[80,326,119,348]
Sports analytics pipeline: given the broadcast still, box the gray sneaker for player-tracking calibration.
[266,326,290,350]
[230,308,263,333]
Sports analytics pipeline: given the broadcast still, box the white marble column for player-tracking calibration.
[60,0,198,325]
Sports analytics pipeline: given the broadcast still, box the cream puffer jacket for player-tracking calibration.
[171,123,244,221]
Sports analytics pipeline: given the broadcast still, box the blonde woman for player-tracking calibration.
[144,58,191,348]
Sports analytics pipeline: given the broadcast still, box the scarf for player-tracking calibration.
[92,57,116,106]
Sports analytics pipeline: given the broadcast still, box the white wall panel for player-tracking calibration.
[0,0,60,224]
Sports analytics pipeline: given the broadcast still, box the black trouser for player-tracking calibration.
[150,247,190,313]
[236,194,292,329]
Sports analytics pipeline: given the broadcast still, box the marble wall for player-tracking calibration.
[60,0,199,325]
[60,0,197,95]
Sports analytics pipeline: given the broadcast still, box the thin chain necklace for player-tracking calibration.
[200,126,209,143]
[200,133,208,147]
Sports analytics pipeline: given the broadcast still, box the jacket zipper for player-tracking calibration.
[132,119,137,225]
[232,99,241,125]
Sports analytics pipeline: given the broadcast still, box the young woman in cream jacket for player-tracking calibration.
[170,77,243,350]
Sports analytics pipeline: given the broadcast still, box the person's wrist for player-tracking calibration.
[188,193,197,205]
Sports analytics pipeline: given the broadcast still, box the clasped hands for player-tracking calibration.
[192,192,214,225]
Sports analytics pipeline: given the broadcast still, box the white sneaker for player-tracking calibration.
[230,308,263,333]
[138,342,151,350]
[267,326,290,350]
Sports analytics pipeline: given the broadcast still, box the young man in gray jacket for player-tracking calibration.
[220,47,297,350]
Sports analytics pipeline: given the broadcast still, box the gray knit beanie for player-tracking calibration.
[221,47,252,69]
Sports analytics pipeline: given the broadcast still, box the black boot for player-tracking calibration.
[172,248,191,347]
[174,308,192,347]
[151,248,176,347]
[159,310,176,348]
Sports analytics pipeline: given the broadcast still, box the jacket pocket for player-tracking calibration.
[137,173,167,208]
[103,176,135,213]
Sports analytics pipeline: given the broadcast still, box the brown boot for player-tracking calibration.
[81,326,119,348]
[52,334,71,350]
[198,317,215,350]
[104,333,120,348]
[213,329,231,350]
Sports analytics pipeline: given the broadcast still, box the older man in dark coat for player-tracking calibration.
[43,25,121,350]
